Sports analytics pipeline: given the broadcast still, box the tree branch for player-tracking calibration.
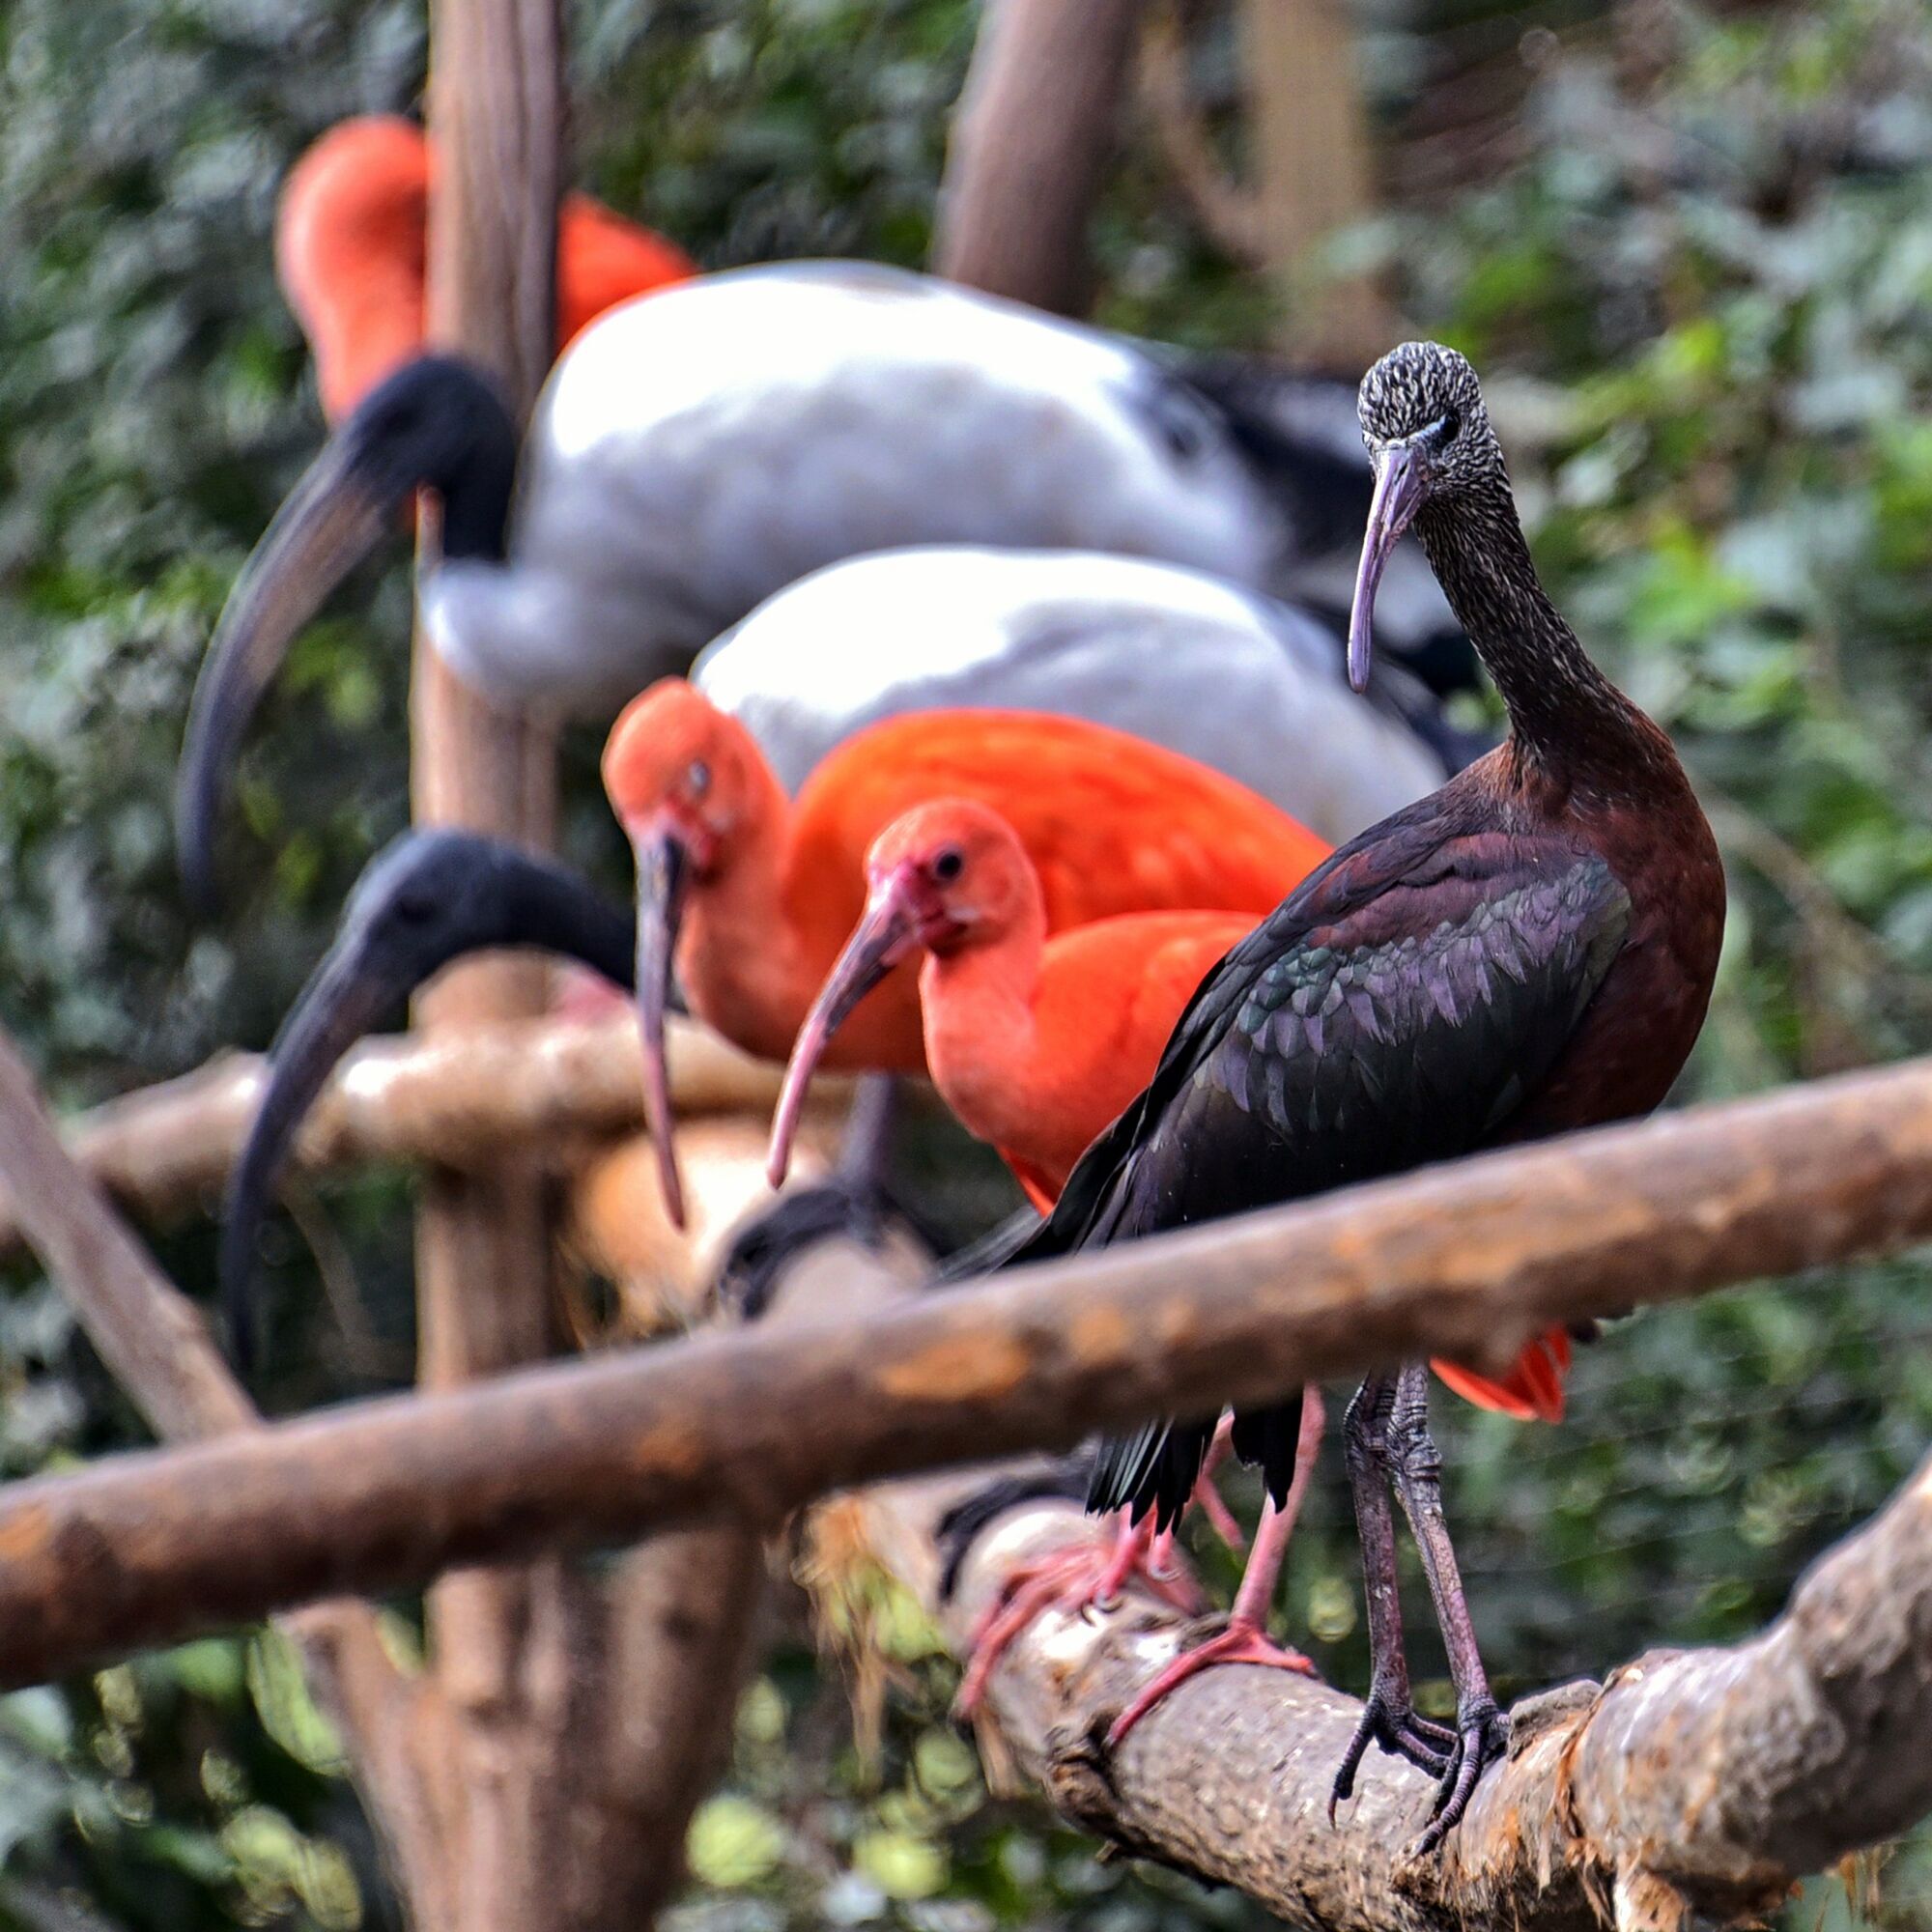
[1,1052,1931,1681]
[849,1435,1932,1932]
[0,1029,451,1915]
[934,0,1148,314]
[0,1013,817,1260]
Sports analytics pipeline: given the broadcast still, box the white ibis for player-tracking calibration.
[177,261,1469,901]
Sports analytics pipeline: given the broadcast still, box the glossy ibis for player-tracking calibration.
[176,262,1472,900]
[602,683,1332,1225]
[991,341,1723,1845]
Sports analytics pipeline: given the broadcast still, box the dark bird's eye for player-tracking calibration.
[1438,408,1462,442]
[686,758,711,797]
[931,846,965,884]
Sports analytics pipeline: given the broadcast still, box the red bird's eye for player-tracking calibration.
[931,846,965,884]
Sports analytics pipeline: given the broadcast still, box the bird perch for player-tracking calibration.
[854,1430,1932,1932]
[0,1011,821,1260]
[3,1049,1932,1681]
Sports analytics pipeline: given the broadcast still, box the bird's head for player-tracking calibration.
[765,801,1035,1188]
[603,680,782,1232]
[1350,342,1499,693]
[282,116,430,270]
[601,679,769,882]
[220,830,631,1371]
[861,800,1035,954]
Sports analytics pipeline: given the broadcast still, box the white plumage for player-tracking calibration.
[423,261,1416,710]
[692,547,1453,841]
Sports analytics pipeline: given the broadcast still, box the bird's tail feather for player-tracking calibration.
[1431,1327,1572,1425]
[1088,1416,1217,1530]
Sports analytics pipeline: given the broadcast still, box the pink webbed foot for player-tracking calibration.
[1106,1615,1319,1749]
[954,1520,1202,1718]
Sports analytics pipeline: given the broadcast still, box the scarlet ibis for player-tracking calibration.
[767,800,1264,1209]
[602,682,1333,1225]
[277,116,693,423]
[177,261,1473,900]
[764,800,1308,1706]
[219,829,633,1367]
[986,342,1723,1845]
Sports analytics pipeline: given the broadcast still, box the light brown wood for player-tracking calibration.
[0,1027,457,1919]
[10,1052,1932,1677]
[0,1013,849,1259]
[935,0,1148,314]
[1240,0,1389,362]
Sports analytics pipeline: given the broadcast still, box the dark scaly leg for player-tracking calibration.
[1331,1372,1456,1821]
[1385,1360,1508,1849]
[1105,1387,1324,1749]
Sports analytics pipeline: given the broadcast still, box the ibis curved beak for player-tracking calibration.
[177,440,391,911]
[1349,440,1426,696]
[220,829,633,1372]
[767,867,924,1190]
[221,941,390,1373]
[629,820,694,1231]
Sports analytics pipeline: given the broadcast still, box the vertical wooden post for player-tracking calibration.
[412,5,589,1926]
[1239,0,1388,364]
[936,0,1147,316]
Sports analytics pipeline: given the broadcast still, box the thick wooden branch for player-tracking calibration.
[934,0,1147,314]
[852,1435,1932,1932]
[0,1012,816,1259]
[2,1053,1931,1681]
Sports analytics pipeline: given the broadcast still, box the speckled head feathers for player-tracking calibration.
[1356,342,1499,495]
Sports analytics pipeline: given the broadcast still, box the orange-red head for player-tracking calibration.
[277,118,432,422]
[602,681,780,1230]
[767,800,1041,1186]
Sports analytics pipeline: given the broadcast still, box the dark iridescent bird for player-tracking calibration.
[219,829,633,1369]
[998,341,1724,1845]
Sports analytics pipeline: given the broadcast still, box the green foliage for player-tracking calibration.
[2,0,1931,1925]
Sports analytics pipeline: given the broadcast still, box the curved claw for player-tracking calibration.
[1411,1701,1508,1853]
[1328,1691,1455,1824]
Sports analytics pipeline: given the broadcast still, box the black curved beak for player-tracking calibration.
[629,820,693,1231]
[177,440,391,912]
[220,829,633,1372]
[220,938,391,1373]
[1349,440,1426,696]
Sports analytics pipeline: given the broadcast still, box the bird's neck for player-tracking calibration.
[1415,479,1657,790]
[919,911,1048,1142]
[675,784,809,1059]
[439,440,516,565]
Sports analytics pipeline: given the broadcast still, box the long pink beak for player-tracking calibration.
[1349,440,1425,694]
[767,869,924,1189]
[629,819,692,1230]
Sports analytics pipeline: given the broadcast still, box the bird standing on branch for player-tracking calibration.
[601,684,1332,1226]
[176,261,1473,902]
[276,115,692,422]
[990,342,1722,1847]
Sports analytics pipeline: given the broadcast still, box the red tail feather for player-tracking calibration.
[1432,1328,1571,1424]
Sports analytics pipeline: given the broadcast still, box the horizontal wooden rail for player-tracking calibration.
[0,1052,1929,1683]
